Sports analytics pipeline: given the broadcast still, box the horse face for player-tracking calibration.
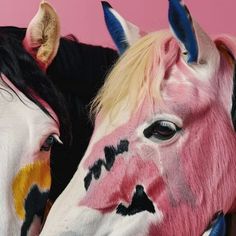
[1,76,60,235]
[0,2,62,235]
[41,1,236,235]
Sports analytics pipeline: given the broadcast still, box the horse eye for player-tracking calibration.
[143,120,181,141]
[40,135,59,152]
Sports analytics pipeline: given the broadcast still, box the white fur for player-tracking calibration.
[0,75,58,235]
[41,192,163,236]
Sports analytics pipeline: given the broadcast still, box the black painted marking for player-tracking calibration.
[21,185,49,236]
[90,159,104,180]
[84,139,129,190]
[84,172,93,191]
[115,140,129,154]
[116,185,155,216]
[104,146,116,171]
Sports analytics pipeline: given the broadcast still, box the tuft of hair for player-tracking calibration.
[91,30,180,120]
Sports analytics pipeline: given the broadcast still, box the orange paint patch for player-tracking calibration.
[12,160,51,220]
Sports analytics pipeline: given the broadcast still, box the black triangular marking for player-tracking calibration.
[116,185,155,216]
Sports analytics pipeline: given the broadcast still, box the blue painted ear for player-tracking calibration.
[209,213,226,236]
[168,0,198,63]
[101,1,141,54]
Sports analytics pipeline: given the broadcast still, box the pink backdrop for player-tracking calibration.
[1,0,235,48]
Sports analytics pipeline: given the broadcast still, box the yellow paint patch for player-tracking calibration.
[12,160,51,220]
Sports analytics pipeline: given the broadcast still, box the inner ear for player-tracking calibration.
[101,1,142,54]
[168,0,198,63]
[23,1,60,69]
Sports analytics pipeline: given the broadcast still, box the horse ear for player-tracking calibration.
[101,1,141,54]
[214,36,236,131]
[23,1,60,69]
[168,0,216,64]
[214,35,236,60]
[202,213,226,236]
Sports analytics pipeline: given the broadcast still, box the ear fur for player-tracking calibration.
[214,35,236,60]
[101,1,141,54]
[168,0,217,66]
[23,1,60,69]
[168,0,198,63]
[214,35,236,131]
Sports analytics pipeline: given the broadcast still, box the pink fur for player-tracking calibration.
[81,36,236,235]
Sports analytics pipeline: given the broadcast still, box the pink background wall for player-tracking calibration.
[1,0,235,48]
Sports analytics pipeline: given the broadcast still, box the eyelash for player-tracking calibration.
[143,120,181,141]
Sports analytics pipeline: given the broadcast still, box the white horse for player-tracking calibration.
[0,2,69,235]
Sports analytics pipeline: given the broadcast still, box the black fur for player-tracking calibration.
[47,35,118,200]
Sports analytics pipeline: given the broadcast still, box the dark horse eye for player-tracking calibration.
[40,135,57,152]
[143,120,181,141]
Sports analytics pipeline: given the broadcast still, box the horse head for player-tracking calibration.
[41,1,236,235]
[0,1,69,235]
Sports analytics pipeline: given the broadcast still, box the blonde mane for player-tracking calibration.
[91,30,179,120]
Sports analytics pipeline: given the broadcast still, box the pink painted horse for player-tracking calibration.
[41,0,236,235]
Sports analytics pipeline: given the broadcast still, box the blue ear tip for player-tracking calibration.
[101,1,112,9]
[168,0,182,4]
[168,0,183,11]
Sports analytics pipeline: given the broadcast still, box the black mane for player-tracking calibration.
[47,32,118,200]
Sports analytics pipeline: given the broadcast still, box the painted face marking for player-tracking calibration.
[116,185,156,216]
[84,139,129,190]
[12,160,51,220]
[21,185,49,236]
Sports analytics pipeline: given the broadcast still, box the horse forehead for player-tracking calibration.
[0,76,59,134]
